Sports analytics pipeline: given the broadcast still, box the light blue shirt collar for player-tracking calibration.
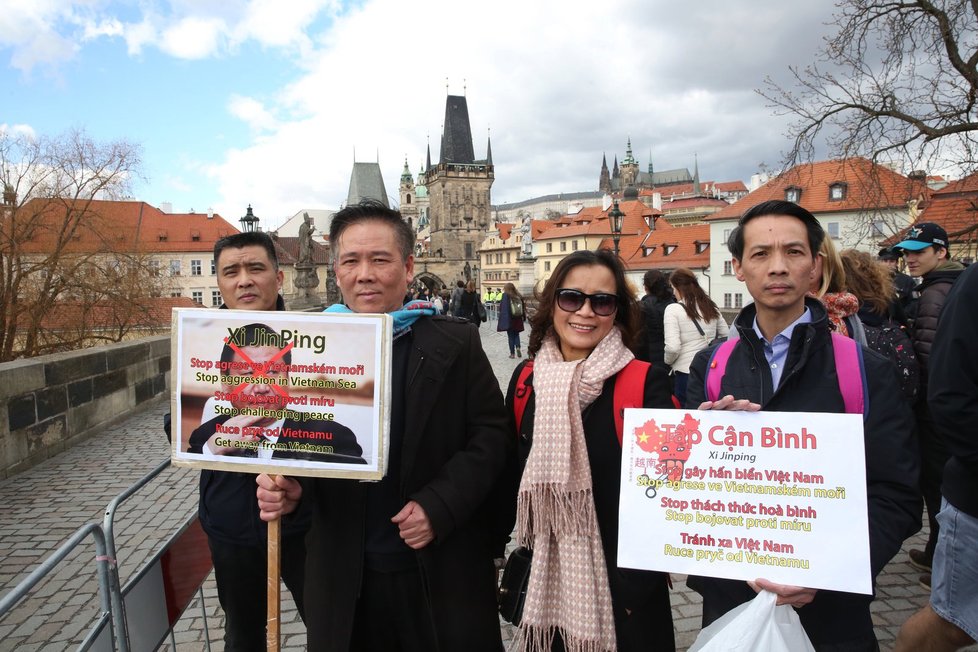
[752,307,812,390]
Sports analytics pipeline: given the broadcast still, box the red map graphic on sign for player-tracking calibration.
[634,413,700,482]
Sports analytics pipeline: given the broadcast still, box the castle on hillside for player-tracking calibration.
[599,138,694,194]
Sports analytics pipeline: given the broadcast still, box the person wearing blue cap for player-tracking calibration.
[893,222,965,589]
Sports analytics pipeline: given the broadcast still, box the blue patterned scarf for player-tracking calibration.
[325,299,436,338]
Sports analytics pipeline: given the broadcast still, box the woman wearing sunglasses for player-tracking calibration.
[503,249,675,652]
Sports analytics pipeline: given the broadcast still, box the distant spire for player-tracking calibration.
[486,128,493,165]
[613,155,620,178]
[401,156,413,184]
[693,153,701,195]
[648,149,653,174]
[602,152,608,170]
[426,140,432,170]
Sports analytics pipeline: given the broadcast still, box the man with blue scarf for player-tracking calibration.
[257,200,511,651]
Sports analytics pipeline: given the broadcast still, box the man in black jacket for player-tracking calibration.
[255,201,510,652]
[687,200,920,651]
[198,232,309,651]
[895,262,978,651]
[893,222,964,585]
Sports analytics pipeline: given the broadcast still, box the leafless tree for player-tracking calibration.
[761,0,978,176]
[0,127,164,361]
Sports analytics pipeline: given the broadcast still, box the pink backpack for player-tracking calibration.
[705,332,867,418]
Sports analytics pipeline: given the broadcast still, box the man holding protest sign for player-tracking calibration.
[200,231,309,651]
[685,200,920,651]
[257,200,510,651]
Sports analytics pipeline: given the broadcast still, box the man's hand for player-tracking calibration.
[391,500,434,550]
[256,474,301,521]
[748,578,817,608]
[697,394,762,412]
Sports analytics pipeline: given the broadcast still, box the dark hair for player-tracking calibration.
[219,323,292,374]
[329,200,414,262]
[214,231,279,270]
[643,270,671,300]
[670,268,721,322]
[528,249,640,356]
[504,282,522,299]
[841,249,893,316]
[727,200,824,261]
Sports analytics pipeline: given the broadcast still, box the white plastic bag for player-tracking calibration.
[688,590,816,652]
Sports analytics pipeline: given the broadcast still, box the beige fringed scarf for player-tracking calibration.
[513,327,632,652]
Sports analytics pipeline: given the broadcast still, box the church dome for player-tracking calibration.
[623,185,639,200]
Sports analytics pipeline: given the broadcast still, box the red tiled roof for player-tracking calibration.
[37,296,198,331]
[706,158,928,221]
[531,220,558,239]
[934,171,978,194]
[881,182,978,246]
[615,223,712,271]
[497,223,514,241]
[14,198,239,254]
[536,201,660,241]
[638,180,747,197]
[661,197,730,210]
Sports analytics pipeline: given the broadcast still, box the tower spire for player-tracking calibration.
[486,128,493,165]
[693,153,701,195]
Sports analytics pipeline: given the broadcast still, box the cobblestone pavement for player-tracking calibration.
[0,322,964,651]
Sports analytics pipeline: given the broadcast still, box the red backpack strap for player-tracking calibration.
[830,332,868,418]
[613,360,651,445]
[513,360,535,434]
[705,339,738,402]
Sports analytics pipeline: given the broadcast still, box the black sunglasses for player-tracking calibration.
[555,289,619,316]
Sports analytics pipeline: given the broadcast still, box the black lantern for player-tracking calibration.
[239,205,260,233]
[608,200,624,258]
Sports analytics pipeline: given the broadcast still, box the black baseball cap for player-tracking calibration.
[894,222,948,252]
[878,247,902,260]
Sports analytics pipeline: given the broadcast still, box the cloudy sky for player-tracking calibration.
[1,0,838,230]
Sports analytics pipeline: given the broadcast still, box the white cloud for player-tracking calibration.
[204,0,839,222]
[159,16,227,59]
[1,0,844,224]
[0,123,37,139]
[228,95,278,132]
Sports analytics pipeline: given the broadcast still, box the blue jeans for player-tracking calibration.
[507,330,521,354]
[931,499,978,640]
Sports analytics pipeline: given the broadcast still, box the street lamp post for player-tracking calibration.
[239,204,260,232]
[609,200,624,258]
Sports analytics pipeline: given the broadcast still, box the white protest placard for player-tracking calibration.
[170,308,391,480]
[617,408,871,595]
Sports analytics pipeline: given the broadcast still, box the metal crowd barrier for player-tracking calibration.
[0,459,215,651]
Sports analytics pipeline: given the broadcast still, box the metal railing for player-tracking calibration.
[0,459,214,651]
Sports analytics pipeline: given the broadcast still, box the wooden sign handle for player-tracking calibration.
[267,475,281,652]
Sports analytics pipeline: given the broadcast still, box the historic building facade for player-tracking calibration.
[412,94,494,293]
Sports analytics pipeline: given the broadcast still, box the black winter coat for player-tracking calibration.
[910,262,964,385]
[928,263,978,519]
[300,316,511,651]
[636,295,673,366]
[686,298,921,650]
